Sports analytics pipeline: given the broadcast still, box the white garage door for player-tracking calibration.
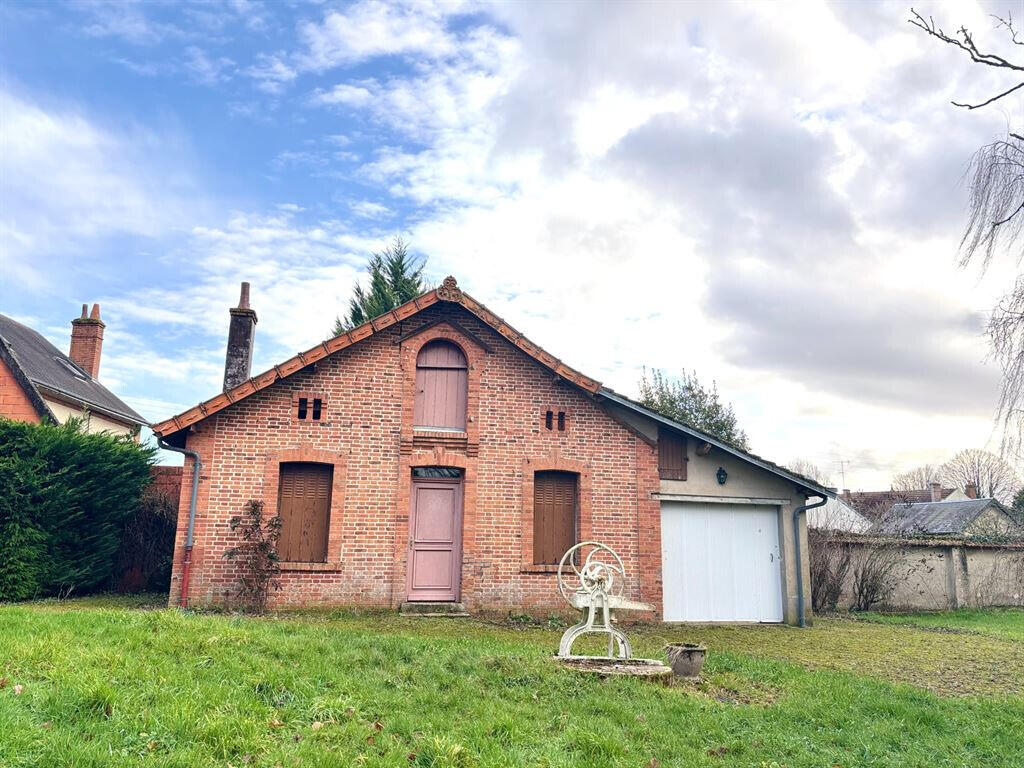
[661,502,783,622]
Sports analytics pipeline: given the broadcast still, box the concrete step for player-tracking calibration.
[399,601,470,617]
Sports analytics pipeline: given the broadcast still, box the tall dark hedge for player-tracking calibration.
[0,417,155,600]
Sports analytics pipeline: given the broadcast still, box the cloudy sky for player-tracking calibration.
[2,0,1020,487]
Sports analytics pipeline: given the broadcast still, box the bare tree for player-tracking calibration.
[891,463,942,492]
[785,459,833,487]
[940,449,1020,504]
[911,10,1024,453]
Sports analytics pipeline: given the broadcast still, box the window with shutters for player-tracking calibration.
[414,340,468,431]
[658,428,688,480]
[277,462,333,562]
[532,470,578,565]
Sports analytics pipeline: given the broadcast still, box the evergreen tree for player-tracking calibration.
[638,368,749,450]
[333,237,426,335]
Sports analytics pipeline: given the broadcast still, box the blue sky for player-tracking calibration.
[1,0,1020,487]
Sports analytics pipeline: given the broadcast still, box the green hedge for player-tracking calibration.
[0,418,155,601]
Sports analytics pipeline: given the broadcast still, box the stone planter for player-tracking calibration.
[665,643,707,680]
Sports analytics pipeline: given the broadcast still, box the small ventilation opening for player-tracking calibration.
[297,397,308,420]
[312,398,322,420]
[545,410,553,429]
[557,411,566,431]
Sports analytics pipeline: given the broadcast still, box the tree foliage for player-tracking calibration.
[940,448,1019,505]
[223,500,282,614]
[0,418,154,601]
[638,368,749,449]
[891,464,942,492]
[332,237,426,335]
[911,10,1024,454]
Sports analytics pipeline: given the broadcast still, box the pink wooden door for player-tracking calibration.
[407,477,463,602]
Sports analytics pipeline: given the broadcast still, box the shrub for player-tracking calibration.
[0,418,154,600]
[809,530,851,613]
[850,546,903,612]
[223,500,282,614]
[112,489,178,593]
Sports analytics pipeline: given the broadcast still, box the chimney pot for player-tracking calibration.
[965,482,978,499]
[223,282,258,391]
[69,302,106,378]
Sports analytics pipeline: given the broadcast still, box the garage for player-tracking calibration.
[660,502,784,622]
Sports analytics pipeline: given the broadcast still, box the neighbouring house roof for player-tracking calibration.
[0,314,146,427]
[875,498,1014,536]
[151,276,833,498]
[807,495,873,533]
[843,488,958,518]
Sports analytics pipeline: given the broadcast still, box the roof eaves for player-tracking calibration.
[597,387,835,498]
[34,381,148,427]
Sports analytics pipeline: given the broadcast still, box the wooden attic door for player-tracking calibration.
[277,462,332,562]
[414,340,468,431]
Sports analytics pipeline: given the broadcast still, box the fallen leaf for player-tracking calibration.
[41,721,52,729]
[268,719,284,729]
[345,706,356,717]
[13,684,24,695]
[647,760,660,768]
[104,702,113,718]
[311,721,323,731]
[147,740,157,752]
[372,721,384,731]
[636,714,647,722]
[293,734,302,743]
[407,754,417,762]
[0,677,7,689]
[708,746,729,757]
[366,736,376,745]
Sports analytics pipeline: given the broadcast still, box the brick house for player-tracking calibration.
[152,278,831,624]
[0,305,145,436]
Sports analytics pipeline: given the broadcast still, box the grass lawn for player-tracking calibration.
[856,607,1024,642]
[0,599,1022,768]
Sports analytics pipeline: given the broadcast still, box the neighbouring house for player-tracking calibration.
[875,497,1023,539]
[840,483,969,521]
[0,305,146,436]
[152,278,833,624]
[807,495,872,534]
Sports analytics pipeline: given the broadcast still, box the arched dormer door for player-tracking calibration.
[414,340,468,431]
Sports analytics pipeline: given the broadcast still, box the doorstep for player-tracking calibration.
[399,601,470,617]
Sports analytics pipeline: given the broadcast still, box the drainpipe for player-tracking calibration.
[157,438,201,609]
[793,493,826,628]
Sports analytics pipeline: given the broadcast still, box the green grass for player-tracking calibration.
[856,607,1024,642]
[0,599,1022,767]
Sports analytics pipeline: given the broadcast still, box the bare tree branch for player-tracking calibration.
[909,9,1024,72]
[952,80,1024,110]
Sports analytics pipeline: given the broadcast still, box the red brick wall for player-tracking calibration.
[149,466,183,501]
[0,357,41,423]
[168,303,660,616]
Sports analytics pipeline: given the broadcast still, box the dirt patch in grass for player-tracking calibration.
[635,617,1024,698]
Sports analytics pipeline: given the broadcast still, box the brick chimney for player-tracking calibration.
[929,481,943,502]
[223,282,258,391]
[69,303,105,379]
[965,482,978,499]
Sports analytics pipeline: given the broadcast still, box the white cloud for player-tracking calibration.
[311,82,375,108]
[0,90,203,272]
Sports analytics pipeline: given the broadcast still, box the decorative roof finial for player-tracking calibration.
[436,275,462,302]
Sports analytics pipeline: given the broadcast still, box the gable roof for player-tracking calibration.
[876,498,1014,536]
[0,314,146,427]
[845,488,957,514]
[151,277,600,438]
[151,276,833,498]
[595,388,833,498]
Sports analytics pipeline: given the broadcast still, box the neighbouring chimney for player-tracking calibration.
[223,282,258,391]
[69,303,105,378]
[965,482,978,499]
[929,481,943,502]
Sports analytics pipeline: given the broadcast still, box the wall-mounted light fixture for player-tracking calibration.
[716,467,728,485]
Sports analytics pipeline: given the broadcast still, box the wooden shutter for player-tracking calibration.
[414,341,468,430]
[277,462,332,562]
[533,471,577,565]
[659,429,688,480]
